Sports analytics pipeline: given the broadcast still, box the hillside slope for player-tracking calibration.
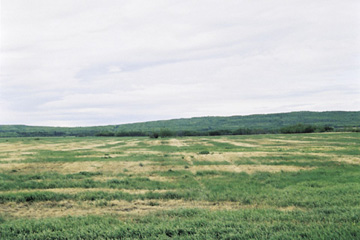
[0,111,359,137]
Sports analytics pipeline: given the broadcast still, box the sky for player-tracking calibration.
[1,0,360,127]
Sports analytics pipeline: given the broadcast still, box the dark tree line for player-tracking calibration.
[93,124,336,138]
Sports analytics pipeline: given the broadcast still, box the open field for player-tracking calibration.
[0,132,359,239]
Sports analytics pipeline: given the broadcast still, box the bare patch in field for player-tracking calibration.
[167,139,188,147]
[211,139,258,147]
[2,188,170,195]
[0,151,36,162]
[306,146,345,152]
[0,199,302,219]
[335,156,360,164]
[75,153,129,158]
[0,141,101,153]
[144,139,188,147]
[144,140,165,146]
[278,206,299,211]
[174,152,273,164]
[0,160,310,175]
[0,139,139,155]
[0,160,188,175]
[148,175,173,182]
[186,138,214,146]
[266,139,311,145]
[146,138,213,147]
[124,150,163,155]
[122,140,141,147]
[0,161,152,174]
[92,175,173,183]
[189,164,312,174]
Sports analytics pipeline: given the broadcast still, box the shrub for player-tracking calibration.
[198,150,210,155]
[149,132,159,138]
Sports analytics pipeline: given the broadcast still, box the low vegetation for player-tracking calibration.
[0,132,359,239]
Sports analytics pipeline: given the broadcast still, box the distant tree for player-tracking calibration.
[159,129,174,138]
[116,131,146,137]
[181,130,201,136]
[280,124,316,134]
[95,131,115,137]
[149,132,159,138]
[209,129,232,136]
[232,128,253,135]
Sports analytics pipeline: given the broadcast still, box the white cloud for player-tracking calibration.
[1,0,359,126]
[107,66,122,73]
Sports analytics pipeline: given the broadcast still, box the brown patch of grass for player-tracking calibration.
[144,140,167,146]
[0,140,101,154]
[186,138,214,146]
[268,139,309,144]
[124,150,163,155]
[148,175,173,182]
[123,140,141,147]
[0,199,303,219]
[0,160,192,175]
[211,138,258,147]
[335,156,360,164]
[145,139,189,147]
[0,161,154,174]
[277,206,299,211]
[0,153,315,175]
[167,139,188,147]
[174,152,272,163]
[1,188,170,195]
[189,164,313,174]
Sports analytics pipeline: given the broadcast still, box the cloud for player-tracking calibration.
[1,0,359,126]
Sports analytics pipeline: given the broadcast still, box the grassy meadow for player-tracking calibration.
[0,132,359,239]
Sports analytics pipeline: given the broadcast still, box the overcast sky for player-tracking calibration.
[1,0,359,127]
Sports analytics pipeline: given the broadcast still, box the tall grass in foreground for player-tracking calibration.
[1,208,359,239]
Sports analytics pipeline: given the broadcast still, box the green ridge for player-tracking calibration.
[0,111,359,137]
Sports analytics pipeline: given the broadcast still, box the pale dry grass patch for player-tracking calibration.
[144,138,189,147]
[75,153,130,158]
[334,156,360,164]
[189,164,313,174]
[0,151,36,162]
[0,160,315,175]
[0,199,303,219]
[124,149,164,155]
[267,139,309,144]
[0,140,102,153]
[152,138,214,147]
[186,138,214,146]
[148,175,174,182]
[211,138,258,147]
[174,151,273,163]
[123,140,141,147]
[1,188,170,195]
[0,139,133,154]
[0,161,154,174]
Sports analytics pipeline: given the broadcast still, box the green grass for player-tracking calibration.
[2,165,359,208]
[0,173,184,191]
[0,132,359,239]
[1,209,359,239]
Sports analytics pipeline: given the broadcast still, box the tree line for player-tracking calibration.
[2,124,359,138]
[93,124,338,138]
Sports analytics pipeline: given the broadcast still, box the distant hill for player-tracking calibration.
[0,111,359,137]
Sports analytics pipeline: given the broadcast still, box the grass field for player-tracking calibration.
[0,133,359,239]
